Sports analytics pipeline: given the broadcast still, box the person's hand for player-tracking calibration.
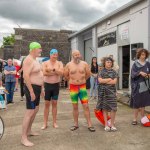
[30,91,36,101]
[140,71,147,77]
[6,71,11,75]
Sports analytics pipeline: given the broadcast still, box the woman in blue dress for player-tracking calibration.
[130,48,150,125]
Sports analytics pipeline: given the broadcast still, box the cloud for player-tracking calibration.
[0,0,51,25]
[0,0,132,46]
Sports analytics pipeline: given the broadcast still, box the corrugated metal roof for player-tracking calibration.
[69,0,144,38]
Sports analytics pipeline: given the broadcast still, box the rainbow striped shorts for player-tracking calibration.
[70,84,88,104]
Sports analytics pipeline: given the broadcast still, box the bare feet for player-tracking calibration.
[41,125,48,130]
[28,131,40,136]
[53,123,58,128]
[21,139,34,147]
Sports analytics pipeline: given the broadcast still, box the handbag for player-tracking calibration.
[144,75,150,93]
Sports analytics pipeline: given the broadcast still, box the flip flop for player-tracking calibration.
[88,127,96,132]
[132,120,137,125]
[70,126,79,131]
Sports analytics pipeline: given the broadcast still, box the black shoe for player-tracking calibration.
[6,102,10,105]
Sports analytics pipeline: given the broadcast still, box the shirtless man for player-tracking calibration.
[21,42,44,147]
[64,50,95,132]
[41,49,63,129]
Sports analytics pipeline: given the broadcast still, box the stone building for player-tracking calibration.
[14,28,74,64]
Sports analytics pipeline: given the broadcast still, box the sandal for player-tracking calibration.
[111,126,117,131]
[70,126,79,131]
[104,126,111,132]
[132,120,137,125]
[88,127,96,132]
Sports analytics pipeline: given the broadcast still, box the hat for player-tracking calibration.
[50,48,58,56]
[29,42,41,52]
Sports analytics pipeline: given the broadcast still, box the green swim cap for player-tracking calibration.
[29,42,41,52]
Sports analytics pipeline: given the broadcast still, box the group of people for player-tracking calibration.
[1,41,150,147]
[0,58,21,105]
[20,42,96,147]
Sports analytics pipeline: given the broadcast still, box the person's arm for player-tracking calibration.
[64,63,69,80]
[107,78,117,84]
[55,61,64,76]
[131,62,147,79]
[18,68,23,74]
[42,62,55,76]
[10,67,16,75]
[98,77,112,84]
[4,67,10,75]
[23,58,35,100]
[85,63,91,80]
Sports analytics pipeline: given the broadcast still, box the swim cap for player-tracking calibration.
[29,42,41,52]
[50,48,58,56]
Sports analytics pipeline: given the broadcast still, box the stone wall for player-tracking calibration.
[2,46,14,60]
[14,28,74,64]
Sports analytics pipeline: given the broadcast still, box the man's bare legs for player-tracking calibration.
[21,109,35,147]
[72,104,79,127]
[52,100,58,128]
[41,101,50,129]
[82,104,92,127]
[27,106,39,136]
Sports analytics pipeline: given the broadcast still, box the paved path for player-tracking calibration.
[0,89,150,150]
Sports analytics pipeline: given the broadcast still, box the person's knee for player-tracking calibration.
[26,110,35,118]
[35,106,39,113]
[73,104,78,111]
[83,104,89,111]
[45,101,50,108]
[52,101,57,107]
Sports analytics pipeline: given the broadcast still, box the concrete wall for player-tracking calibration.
[130,0,148,48]
[97,26,117,63]
[71,37,78,50]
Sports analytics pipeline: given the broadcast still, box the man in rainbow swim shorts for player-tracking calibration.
[64,50,95,132]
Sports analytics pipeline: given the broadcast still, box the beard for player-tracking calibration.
[73,57,80,63]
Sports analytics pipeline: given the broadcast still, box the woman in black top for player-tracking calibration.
[90,57,98,99]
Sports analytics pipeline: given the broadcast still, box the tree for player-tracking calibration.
[2,34,15,47]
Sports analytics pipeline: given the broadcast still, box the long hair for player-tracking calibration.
[91,57,98,66]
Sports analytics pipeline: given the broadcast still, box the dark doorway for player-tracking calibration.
[122,45,130,88]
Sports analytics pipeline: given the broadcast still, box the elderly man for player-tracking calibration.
[41,49,63,129]
[4,59,16,104]
[64,50,95,132]
[21,42,44,147]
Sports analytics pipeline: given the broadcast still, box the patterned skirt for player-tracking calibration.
[96,84,117,111]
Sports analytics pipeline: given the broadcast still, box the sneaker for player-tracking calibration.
[20,97,23,101]
[104,126,111,132]
[111,126,117,132]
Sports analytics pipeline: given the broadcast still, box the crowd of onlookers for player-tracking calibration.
[1,48,150,129]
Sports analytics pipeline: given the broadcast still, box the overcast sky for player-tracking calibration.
[0,0,132,45]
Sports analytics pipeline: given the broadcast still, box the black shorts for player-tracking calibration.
[24,84,41,109]
[44,82,59,101]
